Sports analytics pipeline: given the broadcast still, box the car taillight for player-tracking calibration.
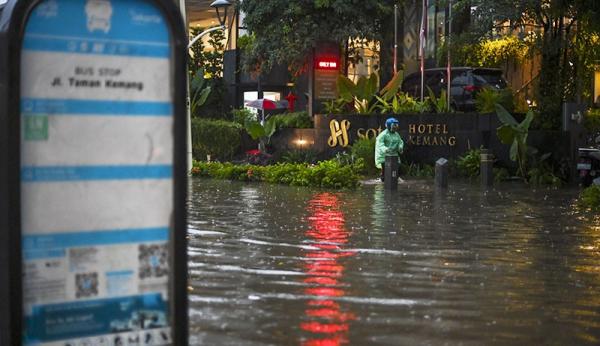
[463,85,480,92]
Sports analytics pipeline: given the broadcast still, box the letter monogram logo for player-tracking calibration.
[328,119,351,147]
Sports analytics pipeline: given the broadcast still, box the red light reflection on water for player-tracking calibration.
[300,193,356,346]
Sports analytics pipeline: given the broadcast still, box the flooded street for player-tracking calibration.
[187,179,600,345]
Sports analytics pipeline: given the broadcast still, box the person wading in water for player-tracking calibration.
[375,117,404,182]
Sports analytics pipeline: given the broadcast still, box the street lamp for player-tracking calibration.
[186,0,232,172]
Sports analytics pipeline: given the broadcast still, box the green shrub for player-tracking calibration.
[270,111,313,129]
[350,137,376,174]
[279,149,318,164]
[527,153,565,187]
[493,167,510,182]
[579,185,600,211]
[191,159,361,189]
[456,148,481,178]
[231,108,256,125]
[475,87,514,113]
[584,108,600,133]
[191,119,242,161]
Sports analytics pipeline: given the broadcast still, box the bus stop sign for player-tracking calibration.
[0,0,188,344]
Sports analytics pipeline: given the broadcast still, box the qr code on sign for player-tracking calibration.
[75,272,98,298]
[138,244,168,279]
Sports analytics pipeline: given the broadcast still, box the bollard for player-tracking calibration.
[435,158,449,189]
[480,148,494,188]
[384,155,399,191]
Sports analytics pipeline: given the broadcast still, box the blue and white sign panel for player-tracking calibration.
[20,0,174,344]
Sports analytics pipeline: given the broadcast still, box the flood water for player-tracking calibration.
[187,179,600,345]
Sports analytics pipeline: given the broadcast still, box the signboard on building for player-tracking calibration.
[0,0,188,344]
[314,57,339,100]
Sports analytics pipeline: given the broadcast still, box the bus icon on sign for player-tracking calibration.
[85,0,113,33]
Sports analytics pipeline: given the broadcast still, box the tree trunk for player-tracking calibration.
[537,20,564,130]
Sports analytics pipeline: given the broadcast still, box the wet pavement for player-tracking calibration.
[187,179,600,345]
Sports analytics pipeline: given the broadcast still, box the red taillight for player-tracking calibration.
[463,85,480,92]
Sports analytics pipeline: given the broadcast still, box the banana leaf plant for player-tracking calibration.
[337,72,379,114]
[427,87,448,114]
[379,71,404,101]
[190,68,211,117]
[496,104,535,177]
[244,117,277,152]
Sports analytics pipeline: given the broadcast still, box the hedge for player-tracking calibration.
[191,118,242,161]
[191,159,361,189]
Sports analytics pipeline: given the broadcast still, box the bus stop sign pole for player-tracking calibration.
[0,0,188,344]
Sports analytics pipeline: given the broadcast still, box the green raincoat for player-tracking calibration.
[374,129,404,169]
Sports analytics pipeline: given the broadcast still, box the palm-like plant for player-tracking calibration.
[496,104,535,177]
[190,68,211,117]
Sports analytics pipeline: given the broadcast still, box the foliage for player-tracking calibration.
[239,0,394,73]
[475,87,514,113]
[191,119,242,161]
[456,148,482,178]
[338,73,380,114]
[584,108,600,133]
[232,108,256,125]
[493,167,510,182]
[333,152,366,173]
[188,27,227,119]
[237,34,255,53]
[496,104,535,177]
[270,111,313,129]
[455,0,600,130]
[579,185,600,211]
[350,137,377,174]
[244,117,278,152]
[279,149,318,164]
[438,34,532,68]
[322,99,348,114]
[400,163,435,178]
[189,27,225,78]
[527,152,569,187]
[246,150,274,166]
[376,92,430,114]
[191,159,362,189]
[189,68,211,117]
[527,154,563,187]
[427,87,448,114]
[379,72,404,101]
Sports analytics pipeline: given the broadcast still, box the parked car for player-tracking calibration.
[401,67,509,111]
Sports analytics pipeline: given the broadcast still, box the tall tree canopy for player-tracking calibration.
[457,0,600,129]
[240,0,396,73]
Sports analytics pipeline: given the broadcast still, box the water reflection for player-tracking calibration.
[301,193,356,345]
[187,179,600,345]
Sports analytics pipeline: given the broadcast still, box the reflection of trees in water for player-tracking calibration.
[300,193,356,346]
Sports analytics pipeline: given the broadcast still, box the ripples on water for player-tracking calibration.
[187,179,600,345]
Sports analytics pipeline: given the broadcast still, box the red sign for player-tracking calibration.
[315,58,339,70]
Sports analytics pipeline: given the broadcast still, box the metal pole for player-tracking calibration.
[186,25,225,172]
[393,3,398,74]
[420,0,427,101]
[447,0,452,111]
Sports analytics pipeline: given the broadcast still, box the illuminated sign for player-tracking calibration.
[317,60,337,69]
[315,58,339,70]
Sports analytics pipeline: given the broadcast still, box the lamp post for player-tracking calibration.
[186,0,231,172]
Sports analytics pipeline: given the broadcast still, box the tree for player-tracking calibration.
[239,0,397,74]
[456,0,600,129]
[188,28,228,119]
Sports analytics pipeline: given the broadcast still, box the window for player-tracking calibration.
[452,72,469,86]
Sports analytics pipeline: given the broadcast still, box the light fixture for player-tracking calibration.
[210,0,232,27]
